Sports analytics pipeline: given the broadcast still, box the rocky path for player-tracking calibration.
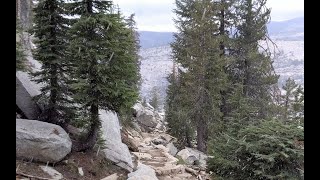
[130,131,209,180]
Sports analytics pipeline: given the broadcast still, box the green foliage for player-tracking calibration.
[167,0,280,152]
[96,128,107,149]
[16,18,27,71]
[125,13,141,92]
[67,0,140,150]
[31,0,76,125]
[68,4,139,113]
[149,86,160,111]
[168,0,230,152]
[227,0,279,121]
[118,108,135,128]
[176,155,186,165]
[292,85,304,123]
[281,78,304,123]
[208,120,304,180]
[166,73,195,148]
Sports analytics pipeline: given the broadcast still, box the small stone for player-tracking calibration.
[78,167,84,176]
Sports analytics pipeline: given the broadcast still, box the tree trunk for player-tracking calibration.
[71,0,100,152]
[72,104,99,152]
[185,128,192,148]
[219,3,228,120]
[39,7,62,126]
[45,66,60,124]
[196,117,207,152]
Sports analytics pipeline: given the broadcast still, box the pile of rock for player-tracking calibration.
[16,59,135,173]
[177,147,208,169]
[132,102,166,133]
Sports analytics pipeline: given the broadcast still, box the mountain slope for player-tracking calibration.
[267,17,304,40]
[138,17,304,48]
[138,31,174,49]
[138,17,304,108]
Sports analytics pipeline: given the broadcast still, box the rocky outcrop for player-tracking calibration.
[100,110,134,172]
[16,72,42,119]
[177,148,208,168]
[185,147,208,168]
[176,149,197,165]
[166,142,178,156]
[137,109,158,128]
[132,102,166,132]
[127,162,158,180]
[121,128,140,152]
[16,119,72,163]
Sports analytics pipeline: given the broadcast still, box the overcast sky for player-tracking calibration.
[113,0,304,32]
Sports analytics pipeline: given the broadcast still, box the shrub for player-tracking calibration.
[207,120,304,180]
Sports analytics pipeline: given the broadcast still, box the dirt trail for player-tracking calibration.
[132,132,207,180]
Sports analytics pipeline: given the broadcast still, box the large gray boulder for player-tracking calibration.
[16,72,42,119]
[133,103,158,131]
[176,149,197,165]
[100,110,134,172]
[16,119,72,163]
[127,163,158,180]
[185,147,208,168]
[166,142,178,156]
[133,103,144,117]
[177,147,208,167]
[137,109,158,128]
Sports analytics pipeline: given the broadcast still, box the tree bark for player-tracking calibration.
[72,104,99,152]
[72,0,101,152]
[219,2,228,120]
[185,128,192,147]
[196,116,207,152]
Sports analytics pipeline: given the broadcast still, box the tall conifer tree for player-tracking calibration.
[225,0,278,124]
[68,0,139,151]
[32,0,75,127]
[170,0,228,152]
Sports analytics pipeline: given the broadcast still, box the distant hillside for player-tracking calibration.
[138,17,304,106]
[138,31,174,49]
[267,17,304,40]
[138,17,304,48]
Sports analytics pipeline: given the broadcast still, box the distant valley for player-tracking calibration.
[138,17,304,106]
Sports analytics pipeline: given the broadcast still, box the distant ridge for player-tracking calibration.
[138,17,304,48]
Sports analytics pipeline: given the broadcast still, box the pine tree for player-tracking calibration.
[31,0,75,127]
[281,78,298,121]
[166,71,194,148]
[292,85,304,123]
[281,78,304,123]
[68,0,139,151]
[16,18,26,71]
[207,119,304,179]
[149,86,160,111]
[227,0,278,123]
[170,0,228,152]
[125,13,141,92]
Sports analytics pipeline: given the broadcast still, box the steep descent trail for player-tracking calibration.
[130,130,209,180]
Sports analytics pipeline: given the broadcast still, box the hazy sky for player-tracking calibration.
[113,0,304,32]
